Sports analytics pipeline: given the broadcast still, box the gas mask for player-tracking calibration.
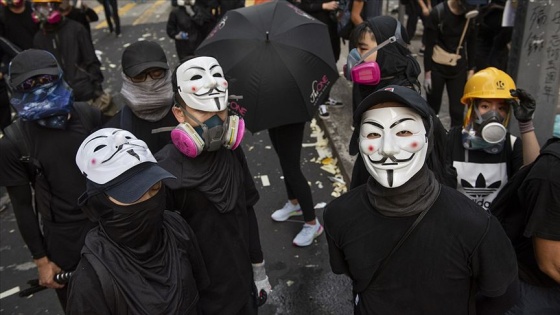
[344,22,405,85]
[31,2,62,24]
[171,106,245,158]
[462,102,510,154]
[174,56,229,112]
[359,106,428,188]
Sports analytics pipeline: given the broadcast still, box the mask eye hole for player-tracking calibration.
[190,74,202,80]
[93,145,106,152]
[396,130,413,137]
[366,132,381,139]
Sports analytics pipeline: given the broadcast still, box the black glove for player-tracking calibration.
[509,88,536,122]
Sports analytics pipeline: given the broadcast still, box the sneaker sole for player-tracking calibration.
[293,225,324,247]
[271,209,303,222]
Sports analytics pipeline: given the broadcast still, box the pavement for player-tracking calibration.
[0,2,452,314]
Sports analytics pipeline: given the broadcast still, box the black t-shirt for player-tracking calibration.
[104,99,176,154]
[0,109,90,222]
[446,127,523,210]
[156,145,260,314]
[324,185,518,314]
[516,139,560,287]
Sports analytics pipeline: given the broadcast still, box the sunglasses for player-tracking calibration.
[16,74,60,92]
[130,68,167,83]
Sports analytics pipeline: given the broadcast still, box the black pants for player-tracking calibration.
[426,70,467,127]
[268,123,315,222]
[102,0,120,34]
[405,0,426,45]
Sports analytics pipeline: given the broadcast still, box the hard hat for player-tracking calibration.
[461,67,516,105]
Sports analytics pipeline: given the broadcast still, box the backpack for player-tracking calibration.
[489,139,560,245]
[337,0,354,40]
[3,102,101,221]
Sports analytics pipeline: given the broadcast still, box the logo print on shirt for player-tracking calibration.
[461,173,501,201]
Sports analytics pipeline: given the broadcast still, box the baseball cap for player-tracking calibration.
[9,49,61,88]
[353,85,433,126]
[82,162,175,204]
[122,41,169,78]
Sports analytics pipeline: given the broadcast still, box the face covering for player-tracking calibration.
[120,71,174,122]
[359,106,428,188]
[98,186,166,257]
[10,79,73,127]
[462,104,508,154]
[175,56,229,112]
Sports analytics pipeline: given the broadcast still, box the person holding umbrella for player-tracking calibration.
[155,56,271,314]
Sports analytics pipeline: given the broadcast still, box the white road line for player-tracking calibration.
[0,286,20,299]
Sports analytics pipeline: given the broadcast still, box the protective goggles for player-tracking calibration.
[16,74,60,92]
[130,68,167,83]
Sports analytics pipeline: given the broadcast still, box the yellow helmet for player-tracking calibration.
[31,0,61,3]
[461,67,516,105]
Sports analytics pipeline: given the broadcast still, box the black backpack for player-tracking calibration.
[490,139,560,245]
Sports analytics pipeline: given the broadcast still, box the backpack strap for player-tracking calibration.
[85,253,128,315]
[4,120,31,164]
[434,2,444,33]
[72,102,102,133]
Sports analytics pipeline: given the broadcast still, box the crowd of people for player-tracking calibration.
[1,0,559,314]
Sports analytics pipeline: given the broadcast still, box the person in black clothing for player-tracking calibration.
[166,0,213,62]
[423,0,477,127]
[324,85,519,314]
[345,16,452,189]
[499,136,560,315]
[100,0,120,36]
[32,0,104,103]
[59,0,98,38]
[155,56,271,314]
[67,128,209,315]
[1,0,39,130]
[0,49,102,309]
[104,40,177,153]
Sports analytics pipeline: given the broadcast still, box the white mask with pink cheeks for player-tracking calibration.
[176,56,229,112]
[359,106,428,188]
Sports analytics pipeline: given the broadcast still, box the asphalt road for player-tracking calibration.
[0,1,354,314]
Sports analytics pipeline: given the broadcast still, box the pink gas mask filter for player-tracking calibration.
[344,35,397,85]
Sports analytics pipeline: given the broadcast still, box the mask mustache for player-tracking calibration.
[368,153,415,164]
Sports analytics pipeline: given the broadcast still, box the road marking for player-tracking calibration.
[0,286,20,299]
[133,0,166,25]
[95,2,137,29]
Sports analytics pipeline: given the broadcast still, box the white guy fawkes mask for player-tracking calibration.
[176,56,229,112]
[359,106,428,188]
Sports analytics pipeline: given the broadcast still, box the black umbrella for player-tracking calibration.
[196,0,338,132]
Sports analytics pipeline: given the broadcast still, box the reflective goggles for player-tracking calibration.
[130,68,167,83]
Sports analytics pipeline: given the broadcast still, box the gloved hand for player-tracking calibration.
[175,32,189,40]
[509,88,536,122]
[252,261,271,307]
[424,77,432,95]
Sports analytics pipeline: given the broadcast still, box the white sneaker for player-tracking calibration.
[318,105,330,120]
[293,219,324,247]
[271,202,302,222]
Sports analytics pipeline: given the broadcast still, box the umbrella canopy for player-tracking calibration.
[196,0,339,132]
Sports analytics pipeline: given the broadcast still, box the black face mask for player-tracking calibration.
[97,186,166,256]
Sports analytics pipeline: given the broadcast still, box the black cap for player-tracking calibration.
[8,49,61,88]
[122,41,169,77]
[353,85,432,126]
[80,163,175,205]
